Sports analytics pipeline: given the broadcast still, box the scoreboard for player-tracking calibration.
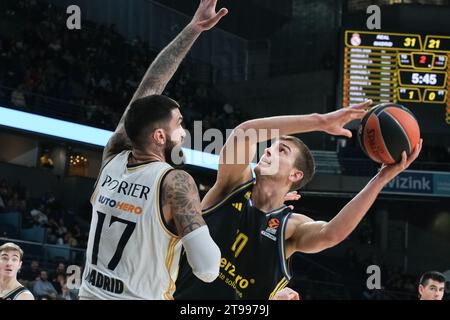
[339,30,450,134]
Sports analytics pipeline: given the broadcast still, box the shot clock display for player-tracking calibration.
[340,30,450,134]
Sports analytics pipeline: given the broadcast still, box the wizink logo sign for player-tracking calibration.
[384,172,433,194]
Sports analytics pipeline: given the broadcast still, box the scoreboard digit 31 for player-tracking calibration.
[339,30,450,135]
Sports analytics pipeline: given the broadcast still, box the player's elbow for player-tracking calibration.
[192,243,221,283]
[321,228,346,249]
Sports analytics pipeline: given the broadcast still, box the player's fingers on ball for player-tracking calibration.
[355,99,372,109]
[401,151,408,168]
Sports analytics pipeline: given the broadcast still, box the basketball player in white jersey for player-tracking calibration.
[78,0,228,300]
[0,243,34,300]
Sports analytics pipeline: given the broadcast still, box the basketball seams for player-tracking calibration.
[362,113,381,163]
[359,104,420,165]
[372,114,396,164]
[382,108,412,155]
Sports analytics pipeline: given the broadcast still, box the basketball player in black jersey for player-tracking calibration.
[175,101,423,299]
[0,243,34,300]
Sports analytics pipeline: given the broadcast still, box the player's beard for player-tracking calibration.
[164,138,185,168]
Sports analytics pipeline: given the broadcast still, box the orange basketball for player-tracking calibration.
[358,103,421,164]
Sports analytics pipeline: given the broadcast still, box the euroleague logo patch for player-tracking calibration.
[268,218,280,229]
[261,218,280,241]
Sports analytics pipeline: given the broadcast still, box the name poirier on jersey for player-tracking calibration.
[97,174,150,214]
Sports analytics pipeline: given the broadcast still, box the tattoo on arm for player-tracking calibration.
[103,126,132,162]
[131,25,200,102]
[104,25,200,162]
[162,170,205,237]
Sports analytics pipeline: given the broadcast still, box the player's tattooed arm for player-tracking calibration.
[162,170,205,237]
[102,1,228,165]
[102,26,199,164]
[130,0,228,102]
[130,27,200,102]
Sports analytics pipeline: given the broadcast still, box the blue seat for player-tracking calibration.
[0,224,19,238]
[0,212,21,229]
[21,227,46,243]
[46,245,71,262]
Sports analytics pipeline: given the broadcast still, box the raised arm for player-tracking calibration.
[102,0,228,165]
[287,140,422,255]
[207,100,372,201]
[162,169,221,282]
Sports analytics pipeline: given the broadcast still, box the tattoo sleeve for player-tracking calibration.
[103,24,201,163]
[162,170,205,237]
[131,24,200,101]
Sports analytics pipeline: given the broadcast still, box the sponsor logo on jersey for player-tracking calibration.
[220,257,255,290]
[261,218,279,241]
[260,230,277,241]
[98,195,143,215]
[232,202,243,212]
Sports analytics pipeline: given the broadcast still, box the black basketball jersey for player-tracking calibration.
[174,179,293,300]
[0,286,32,300]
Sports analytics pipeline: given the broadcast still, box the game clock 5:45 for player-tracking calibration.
[399,70,446,88]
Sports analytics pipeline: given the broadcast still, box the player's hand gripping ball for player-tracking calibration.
[358,103,421,164]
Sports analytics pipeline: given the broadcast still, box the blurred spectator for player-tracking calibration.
[0,0,246,134]
[21,260,41,281]
[52,262,66,279]
[51,274,66,295]
[0,193,5,212]
[59,284,77,300]
[64,232,79,248]
[33,270,58,299]
[30,205,49,226]
[10,84,26,108]
[7,192,26,213]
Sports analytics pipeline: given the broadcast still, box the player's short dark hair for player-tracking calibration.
[279,135,315,191]
[420,271,446,287]
[124,95,180,147]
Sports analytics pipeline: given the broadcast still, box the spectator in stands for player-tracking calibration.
[0,180,9,201]
[52,274,66,295]
[53,262,66,279]
[59,283,77,300]
[0,0,242,133]
[0,193,5,213]
[33,270,57,299]
[6,192,26,213]
[30,205,49,226]
[418,271,446,300]
[64,232,78,248]
[20,259,40,284]
[10,84,26,108]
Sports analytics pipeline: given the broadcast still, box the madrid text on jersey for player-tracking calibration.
[84,267,124,294]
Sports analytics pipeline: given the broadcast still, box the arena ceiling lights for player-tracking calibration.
[0,106,222,171]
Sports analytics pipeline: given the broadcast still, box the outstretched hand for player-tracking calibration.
[321,99,372,138]
[190,0,228,32]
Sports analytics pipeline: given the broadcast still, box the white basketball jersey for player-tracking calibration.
[79,151,181,300]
